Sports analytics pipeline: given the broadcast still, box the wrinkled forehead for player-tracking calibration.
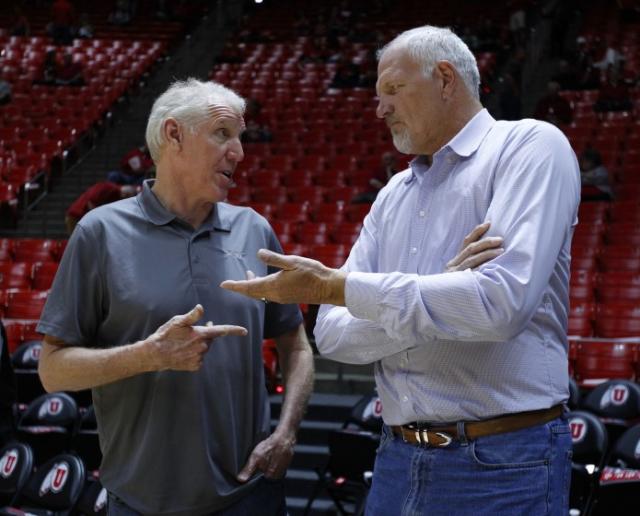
[206,104,245,129]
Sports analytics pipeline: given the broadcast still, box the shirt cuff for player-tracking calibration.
[345,271,385,321]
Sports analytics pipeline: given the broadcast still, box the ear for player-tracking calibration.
[434,61,457,100]
[163,118,183,150]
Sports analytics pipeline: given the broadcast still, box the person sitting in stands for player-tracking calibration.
[11,6,30,36]
[48,0,76,45]
[107,145,155,185]
[78,13,94,38]
[594,64,632,112]
[55,52,85,86]
[35,50,58,85]
[579,146,613,201]
[0,76,12,106]
[241,120,272,144]
[534,81,573,126]
[352,152,399,204]
[65,182,137,234]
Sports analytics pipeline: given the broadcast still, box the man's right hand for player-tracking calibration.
[146,304,247,371]
[445,222,504,273]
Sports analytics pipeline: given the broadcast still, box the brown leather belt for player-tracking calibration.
[390,405,564,447]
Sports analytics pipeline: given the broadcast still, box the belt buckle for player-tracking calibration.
[409,425,453,447]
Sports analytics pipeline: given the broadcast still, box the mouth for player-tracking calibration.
[219,170,236,187]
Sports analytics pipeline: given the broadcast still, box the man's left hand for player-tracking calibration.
[220,249,347,306]
[237,431,296,482]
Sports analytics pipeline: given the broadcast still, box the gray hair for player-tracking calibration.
[145,78,246,162]
[378,26,480,100]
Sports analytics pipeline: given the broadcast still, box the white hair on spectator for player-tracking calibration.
[378,26,480,100]
[145,78,246,161]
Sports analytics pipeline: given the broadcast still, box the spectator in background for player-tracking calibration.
[65,182,137,234]
[48,0,76,45]
[579,146,613,201]
[592,36,624,71]
[11,6,30,37]
[35,49,59,85]
[77,13,94,38]
[534,80,573,126]
[0,320,17,447]
[0,75,12,106]
[55,52,84,86]
[594,64,632,112]
[330,56,361,88]
[498,72,522,120]
[108,0,133,25]
[107,145,155,185]
[241,120,272,144]
[352,152,398,204]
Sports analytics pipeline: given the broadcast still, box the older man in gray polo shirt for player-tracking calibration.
[37,78,314,515]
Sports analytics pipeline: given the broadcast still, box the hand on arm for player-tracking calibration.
[238,324,314,482]
[444,222,504,273]
[38,304,247,392]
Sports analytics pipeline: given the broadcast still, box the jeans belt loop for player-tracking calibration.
[456,421,468,446]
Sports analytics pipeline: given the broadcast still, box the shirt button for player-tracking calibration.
[419,210,425,217]
[410,247,417,254]
[402,396,409,402]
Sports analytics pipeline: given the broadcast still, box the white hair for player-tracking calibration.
[378,25,480,100]
[145,78,246,162]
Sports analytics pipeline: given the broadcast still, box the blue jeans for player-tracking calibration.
[108,477,286,516]
[366,416,572,516]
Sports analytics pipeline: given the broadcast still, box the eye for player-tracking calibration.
[216,128,230,139]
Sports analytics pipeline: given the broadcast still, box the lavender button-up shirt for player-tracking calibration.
[315,109,581,425]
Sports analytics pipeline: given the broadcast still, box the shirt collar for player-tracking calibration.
[137,179,232,232]
[405,108,495,184]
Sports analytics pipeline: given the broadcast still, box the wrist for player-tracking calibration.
[327,269,347,306]
[134,336,160,372]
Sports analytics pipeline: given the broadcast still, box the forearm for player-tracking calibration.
[273,325,314,439]
[315,305,413,364]
[39,336,154,392]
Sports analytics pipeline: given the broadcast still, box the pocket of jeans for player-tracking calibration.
[468,423,552,469]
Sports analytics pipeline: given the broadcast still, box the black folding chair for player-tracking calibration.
[343,391,383,434]
[10,340,45,405]
[303,429,378,516]
[17,392,79,465]
[581,380,640,450]
[0,442,34,506]
[4,452,85,515]
[568,410,608,516]
[72,406,101,472]
[594,423,640,516]
[74,473,107,516]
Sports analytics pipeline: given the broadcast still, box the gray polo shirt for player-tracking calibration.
[38,181,302,515]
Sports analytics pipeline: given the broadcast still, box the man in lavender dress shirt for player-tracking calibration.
[223,25,580,515]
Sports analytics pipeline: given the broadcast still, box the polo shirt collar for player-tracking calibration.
[405,108,495,184]
[138,179,233,232]
[138,179,175,226]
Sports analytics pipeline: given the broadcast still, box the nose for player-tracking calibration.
[228,139,244,163]
[376,96,392,119]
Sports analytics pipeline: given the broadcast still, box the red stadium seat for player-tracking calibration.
[296,222,329,245]
[4,290,48,320]
[0,262,32,289]
[595,318,640,338]
[288,186,326,204]
[312,203,346,224]
[574,340,637,387]
[251,187,288,204]
[12,239,59,263]
[31,262,59,291]
[276,203,311,224]
[568,317,593,337]
[345,204,371,223]
[331,222,363,245]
